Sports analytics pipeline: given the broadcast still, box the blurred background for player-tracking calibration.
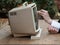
[0,0,60,18]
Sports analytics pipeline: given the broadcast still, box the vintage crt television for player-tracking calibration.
[8,3,41,37]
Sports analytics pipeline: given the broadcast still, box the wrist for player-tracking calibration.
[49,19,52,24]
[47,19,52,24]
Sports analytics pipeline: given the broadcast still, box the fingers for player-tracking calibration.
[37,9,49,17]
[40,9,48,13]
[48,29,57,34]
[48,26,55,33]
[37,11,44,16]
[48,28,57,34]
[48,25,59,34]
[37,9,48,14]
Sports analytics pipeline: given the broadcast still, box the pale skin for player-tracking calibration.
[37,9,59,34]
[48,25,59,34]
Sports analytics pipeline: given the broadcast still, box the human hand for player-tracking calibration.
[48,25,59,34]
[37,9,52,24]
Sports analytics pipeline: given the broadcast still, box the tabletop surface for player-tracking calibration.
[0,19,60,44]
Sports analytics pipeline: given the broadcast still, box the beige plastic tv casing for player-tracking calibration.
[8,3,41,37]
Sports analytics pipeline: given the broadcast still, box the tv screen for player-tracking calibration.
[33,7,38,30]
